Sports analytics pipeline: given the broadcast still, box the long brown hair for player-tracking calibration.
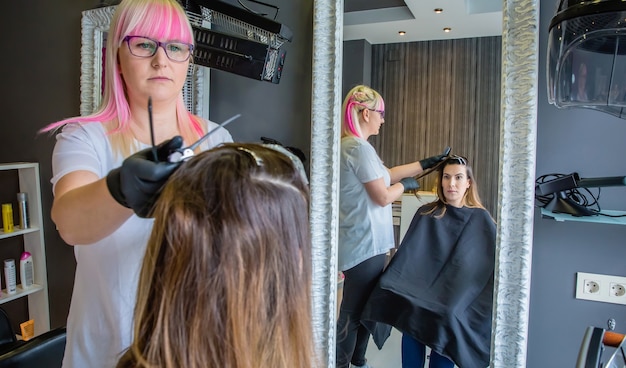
[422,156,490,218]
[117,143,317,368]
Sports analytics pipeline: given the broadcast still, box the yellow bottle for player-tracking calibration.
[2,203,14,233]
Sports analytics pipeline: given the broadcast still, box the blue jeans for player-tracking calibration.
[401,334,455,368]
[336,254,387,368]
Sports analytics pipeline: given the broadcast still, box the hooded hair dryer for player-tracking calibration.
[548,0,626,119]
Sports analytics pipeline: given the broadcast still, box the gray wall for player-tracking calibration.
[0,0,312,331]
[342,39,372,98]
[528,0,626,366]
[210,0,313,166]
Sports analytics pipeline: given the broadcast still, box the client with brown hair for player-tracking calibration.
[361,155,496,368]
[117,143,318,368]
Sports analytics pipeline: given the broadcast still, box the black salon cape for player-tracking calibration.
[360,203,496,368]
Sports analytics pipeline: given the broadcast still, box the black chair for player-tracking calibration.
[0,308,17,349]
[0,327,66,368]
[0,306,66,368]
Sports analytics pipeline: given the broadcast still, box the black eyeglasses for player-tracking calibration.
[447,155,468,165]
[368,109,385,118]
[123,36,194,62]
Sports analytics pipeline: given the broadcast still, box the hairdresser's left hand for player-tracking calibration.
[106,136,183,218]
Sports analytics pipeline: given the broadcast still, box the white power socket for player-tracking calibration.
[576,272,626,305]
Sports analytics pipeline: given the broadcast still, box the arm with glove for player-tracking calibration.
[106,136,183,217]
[388,147,450,183]
[51,136,183,245]
[364,147,449,206]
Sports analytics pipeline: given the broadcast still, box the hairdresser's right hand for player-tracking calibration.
[106,136,184,218]
[399,177,420,191]
[419,147,450,171]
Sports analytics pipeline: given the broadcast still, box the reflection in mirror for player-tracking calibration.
[310,0,539,367]
[365,38,501,217]
[339,9,500,368]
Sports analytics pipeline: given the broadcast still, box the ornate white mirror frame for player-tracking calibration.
[309,0,539,367]
[80,6,204,117]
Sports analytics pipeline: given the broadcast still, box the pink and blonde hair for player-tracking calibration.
[341,85,385,139]
[41,0,203,154]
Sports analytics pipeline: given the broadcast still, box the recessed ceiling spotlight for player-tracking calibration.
[434,8,443,13]
[443,27,452,32]
[398,31,406,36]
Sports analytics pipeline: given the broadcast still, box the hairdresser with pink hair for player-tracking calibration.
[337,85,447,368]
[41,0,232,366]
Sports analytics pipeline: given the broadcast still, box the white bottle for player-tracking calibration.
[20,252,33,289]
[4,259,16,295]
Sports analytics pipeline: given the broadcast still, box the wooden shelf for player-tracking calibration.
[540,208,626,225]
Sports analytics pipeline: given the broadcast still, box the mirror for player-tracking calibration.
[80,6,205,117]
[309,1,539,367]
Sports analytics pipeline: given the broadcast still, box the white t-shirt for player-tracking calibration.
[51,121,232,368]
[338,136,394,271]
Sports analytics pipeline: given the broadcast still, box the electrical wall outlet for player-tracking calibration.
[576,272,626,305]
[583,279,600,294]
[610,283,626,297]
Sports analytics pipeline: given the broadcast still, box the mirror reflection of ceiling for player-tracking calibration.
[344,0,503,44]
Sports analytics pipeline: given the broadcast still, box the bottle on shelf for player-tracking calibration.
[17,192,29,229]
[2,204,13,233]
[20,252,34,289]
[4,259,16,295]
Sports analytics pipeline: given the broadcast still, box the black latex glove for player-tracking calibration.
[399,177,420,191]
[106,136,184,218]
[419,147,450,170]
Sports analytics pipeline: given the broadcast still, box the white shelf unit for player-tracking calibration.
[0,162,50,335]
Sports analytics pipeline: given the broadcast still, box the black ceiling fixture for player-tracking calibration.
[180,0,292,84]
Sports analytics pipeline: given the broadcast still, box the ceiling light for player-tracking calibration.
[443,27,452,32]
[398,31,406,36]
[434,8,443,13]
